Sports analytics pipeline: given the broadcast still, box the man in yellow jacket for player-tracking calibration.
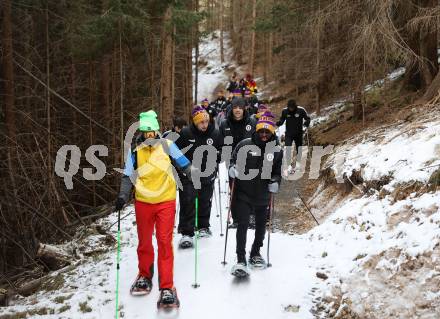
[115,110,193,309]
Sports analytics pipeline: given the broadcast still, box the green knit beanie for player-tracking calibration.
[139,110,160,132]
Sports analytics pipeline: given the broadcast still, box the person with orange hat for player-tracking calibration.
[175,106,223,248]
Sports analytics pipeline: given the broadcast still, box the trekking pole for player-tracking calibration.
[192,192,200,288]
[174,191,180,230]
[266,195,274,268]
[218,173,224,236]
[297,190,319,225]
[221,179,235,265]
[213,182,220,217]
[115,209,121,319]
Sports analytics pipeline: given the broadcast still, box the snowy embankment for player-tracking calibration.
[308,111,440,317]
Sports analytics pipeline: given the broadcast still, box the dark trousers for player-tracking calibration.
[231,195,268,258]
[178,179,214,236]
[285,134,303,165]
[284,134,302,152]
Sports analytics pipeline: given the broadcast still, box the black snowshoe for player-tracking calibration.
[178,235,193,249]
[248,254,267,269]
[130,274,152,296]
[157,288,180,310]
[231,255,250,278]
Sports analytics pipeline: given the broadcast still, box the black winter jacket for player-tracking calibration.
[175,123,222,184]
[231,133,283,206]
[219,110,256,151]
[276,107,311,136]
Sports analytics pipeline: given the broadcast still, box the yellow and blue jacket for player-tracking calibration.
[118,137,190,204]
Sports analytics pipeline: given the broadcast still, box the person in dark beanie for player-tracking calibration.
[276,99,310,170]
[219,97,256,152]
[219,97,257,228]
[163,116,187,138]
[213,90,227,113]
[175,106,223,248]
[201,98,218,124]
[228,111,283,277]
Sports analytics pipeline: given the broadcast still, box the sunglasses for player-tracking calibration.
[143,131,156,138]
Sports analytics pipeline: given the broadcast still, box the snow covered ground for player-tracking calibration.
[0,164,328,319]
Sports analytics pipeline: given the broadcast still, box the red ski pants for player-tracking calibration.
[135,199,175,289]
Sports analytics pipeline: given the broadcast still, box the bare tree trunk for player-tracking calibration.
[220,0,225,63]
[249,0,256,75]
[353,89,363,121]
[45,3,54,214]
[316,0,321,115]
[194,0,200,105]
[237,0,243,65]
[89,61,97,207]
[421,69,440,102]
[2,0,18,203]
[69,59,78,143]
[2,0,16,142]
[160,5,175,130]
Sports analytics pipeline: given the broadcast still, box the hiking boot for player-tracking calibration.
[231,255,249,277]
[157,287,180,309]
[198,228,212,238]
[249,253,267,269]
[130,274,152,296]
[178,235,194,249]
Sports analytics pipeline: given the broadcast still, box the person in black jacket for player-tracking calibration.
[219,97,256,153]
[201,98,218,124]
[212,90,227,113]
[276,99,310,168]
[175,106,223,248]
[226,72,239,93]
[228,111,283,276]
[163,116,187,139]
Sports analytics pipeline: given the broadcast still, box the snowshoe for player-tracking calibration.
[157,288,180,310]
[228,221,238,229]
[178,235,194,249]
[130,274,152,296]
[198,228,212,238]
[249,254,267,269]
[231,259,250,278]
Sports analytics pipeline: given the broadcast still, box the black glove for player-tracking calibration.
[115,197,125,211]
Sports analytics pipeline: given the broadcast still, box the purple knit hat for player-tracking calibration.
[192,105,209,124]
[256,111,276,134]
[232,88,242,97]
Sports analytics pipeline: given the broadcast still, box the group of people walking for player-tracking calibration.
[114,73,311,309]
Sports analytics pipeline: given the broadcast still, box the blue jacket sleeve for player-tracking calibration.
[169,142,191,169]
[123,149,136,177]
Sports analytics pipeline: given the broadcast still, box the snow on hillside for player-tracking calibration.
[309,111,440,317]
[309,67,407,128]
[336,121,440,188]
[194,31,234,102]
